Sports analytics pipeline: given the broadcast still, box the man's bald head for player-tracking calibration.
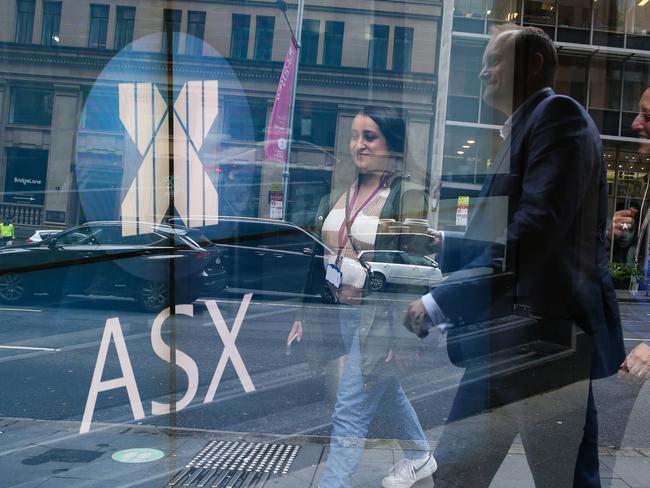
[480,24,558,114]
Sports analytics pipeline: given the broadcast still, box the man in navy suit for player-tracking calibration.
[403,25,625,487]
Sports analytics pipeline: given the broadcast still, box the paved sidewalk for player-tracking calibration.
[616,289,650,303]
[2,417,649,488]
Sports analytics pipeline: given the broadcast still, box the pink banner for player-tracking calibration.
[264,38,298,163]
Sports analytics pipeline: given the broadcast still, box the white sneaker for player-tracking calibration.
[381,453,438,488]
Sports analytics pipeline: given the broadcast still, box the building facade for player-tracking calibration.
[0,0,441,234]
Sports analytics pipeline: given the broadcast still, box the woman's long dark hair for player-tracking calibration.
[359,105,406,156]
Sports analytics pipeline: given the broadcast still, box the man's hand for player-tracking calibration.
[619,343,650,383]
[608,208,638,241]
[403,299,432,338]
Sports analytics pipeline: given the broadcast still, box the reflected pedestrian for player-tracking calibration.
[288,105,436,488]
[1,216,15,246]
[403,25,625,487]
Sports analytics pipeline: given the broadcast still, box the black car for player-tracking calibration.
[185,216,333,301]
[0,221,226,311]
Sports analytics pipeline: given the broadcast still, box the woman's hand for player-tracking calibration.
[385,347,419,369]
[285,320,304,356]
[287,320,304,345]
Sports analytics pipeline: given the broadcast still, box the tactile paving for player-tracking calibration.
[168,440,300,487]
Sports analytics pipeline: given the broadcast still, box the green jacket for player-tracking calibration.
[0,223,15,238]
[299,176,429,385]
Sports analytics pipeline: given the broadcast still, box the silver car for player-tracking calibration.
[358,250,443,291]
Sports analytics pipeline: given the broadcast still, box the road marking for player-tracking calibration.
[0,345,59,352]
[0,307,42,313]
[623,338,650,342]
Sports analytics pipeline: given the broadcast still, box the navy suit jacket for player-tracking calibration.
[431,89,625,378]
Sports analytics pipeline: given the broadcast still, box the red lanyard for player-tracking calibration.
[337,175,389,251]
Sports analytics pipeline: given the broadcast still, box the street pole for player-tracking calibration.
[278,0,304,221]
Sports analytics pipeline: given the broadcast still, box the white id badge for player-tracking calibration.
[326,264,342,289]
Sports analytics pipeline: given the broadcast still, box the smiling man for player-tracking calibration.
[403,25,625,487]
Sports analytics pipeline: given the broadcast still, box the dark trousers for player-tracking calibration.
[574,385,600,487]
[433,370,591,488]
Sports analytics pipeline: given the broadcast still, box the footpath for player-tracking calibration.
[2,415,649,488]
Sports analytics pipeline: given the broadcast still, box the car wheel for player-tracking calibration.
[138,280,169,312]
[0,273,29,303]
[368,272,386,292]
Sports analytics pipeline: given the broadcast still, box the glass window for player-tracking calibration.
[392,27,413,73]
[556,0,591,43]
[323,21,344,67]
[368,24,389,70]
[523,0,556,38]
[41,1,61,46]
[88,4,109,49]
[293,102,337,147]
[114,6,135,51]
[556,54,588,106]
[593,0,626,47]
[254,15,275,61]
[185,11,206,56]
[454,0,486,33]
[9,87,53,126]
[161,9,181,54]
[621,61,650,137]
[81,88,121,131]
[626,0,650,50]
[15,0,35,44]
[486,0,522,29]
[589,57,623,136]
[447,39,484,122]
[222,97,267,142]
[230,13,250,59]
[301,19,320,65]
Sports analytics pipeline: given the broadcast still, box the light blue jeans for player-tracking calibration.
[319,306,429,488]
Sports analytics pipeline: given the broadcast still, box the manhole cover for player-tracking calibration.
[168,441,300,487]
[112,448,165,464]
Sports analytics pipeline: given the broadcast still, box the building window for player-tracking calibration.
[230,14,250,59]
[447,39,484,123]
[41,1,62,46]
[556,54,588,106]
[593,0,625,47]
[392,27,413,72]
[88,4,109,49]
[323,21,344,66]
[301,19,320,65]
[15,0,35,44]
[114,6,135,50]
[254,16,275,61]
[453,0,486,33]
[293,102,337,147]
[9,87,53,126]
[222,97,267,142]
[523,0,556,39]
[161,9,181,53]
[626,0,650,50]
[589,57,623,136]
[82,88,122,132]
[556,0,591,43]
[185,10,206,55]
[368,24,389,71]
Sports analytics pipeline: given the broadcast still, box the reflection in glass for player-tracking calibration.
[593,0,626,47]
[557,0,591,43]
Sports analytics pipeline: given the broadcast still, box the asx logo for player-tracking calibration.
[118,81,220,235]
